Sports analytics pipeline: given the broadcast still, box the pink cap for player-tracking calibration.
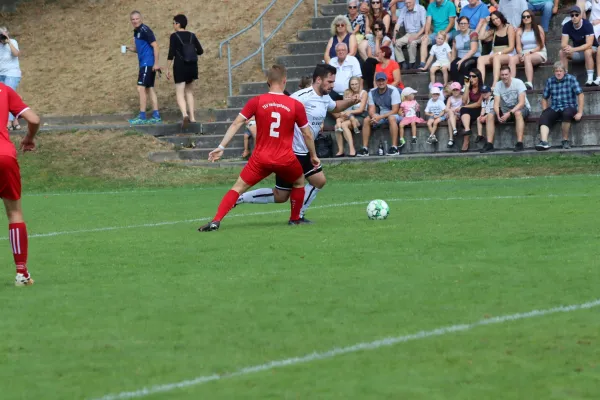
[450,82,462,91]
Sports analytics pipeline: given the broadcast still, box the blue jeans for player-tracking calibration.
[527,1,553,32]
[0,75,22,122]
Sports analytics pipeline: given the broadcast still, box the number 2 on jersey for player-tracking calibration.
[270,112,281,138]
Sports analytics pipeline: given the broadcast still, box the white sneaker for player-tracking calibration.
[585,78,594,86]
[15,273,34,287]
[593,78,600,86]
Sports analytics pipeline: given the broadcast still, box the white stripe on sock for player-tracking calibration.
[15,228,20,255]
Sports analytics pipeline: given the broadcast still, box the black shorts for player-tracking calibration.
[137,66,156,88]
[275,154,323,191]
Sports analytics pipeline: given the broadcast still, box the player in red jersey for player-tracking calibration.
[198,65,319,231]
[0,83,41,286]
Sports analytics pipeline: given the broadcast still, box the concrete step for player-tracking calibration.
[159,134,245,148]
[239,79,301,96]
[280,65,320,80]
[330,117,600,156]
[288,40,328,55]
[321,3,347,16]
[38,122,202,136]
[312,16,334,30]
[149,147,246,162]
[164,146,600,167]
[276,53,324,68]
[202,121,237,135]
[298,28,330,42]
[212,108,244,121]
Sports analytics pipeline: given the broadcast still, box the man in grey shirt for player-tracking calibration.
[481,65,531,153]
[392,0,426,70]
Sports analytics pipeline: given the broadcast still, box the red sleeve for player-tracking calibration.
[7,86,29,118]
[240,96,259,120]
[294,100,309,129]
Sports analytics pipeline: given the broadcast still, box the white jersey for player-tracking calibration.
[291,87,336,155]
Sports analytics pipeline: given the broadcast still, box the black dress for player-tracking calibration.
[167,31,204,84]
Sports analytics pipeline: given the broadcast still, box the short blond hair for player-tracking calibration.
[267,64,287,85]
[330,15,352,36]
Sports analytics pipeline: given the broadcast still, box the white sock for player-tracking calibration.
[238,188,275,204]
[300,184,320,217]
[588,70,594,81]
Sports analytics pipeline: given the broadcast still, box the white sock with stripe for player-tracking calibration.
[238,188,275,204]
[300,184,320,217]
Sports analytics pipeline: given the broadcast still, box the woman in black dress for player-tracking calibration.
[166,14,204,127]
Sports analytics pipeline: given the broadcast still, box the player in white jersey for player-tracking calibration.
[236,64,359,222]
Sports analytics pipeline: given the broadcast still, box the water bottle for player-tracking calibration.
[377,141,384,156]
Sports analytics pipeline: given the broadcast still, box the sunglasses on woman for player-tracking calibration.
[522,14,532,19]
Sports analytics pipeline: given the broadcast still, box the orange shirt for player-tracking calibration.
[375,60,405,90]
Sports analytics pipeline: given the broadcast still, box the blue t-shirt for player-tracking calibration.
[426,0,457,34]
[562,19,598,48]
[459,2,490,30]
[133,24,156,67]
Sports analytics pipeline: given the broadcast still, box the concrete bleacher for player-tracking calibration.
[153,0,600,162]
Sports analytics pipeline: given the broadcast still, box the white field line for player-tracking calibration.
[91,298,600,400]
[0,193,596,241]
[22,173,600,197]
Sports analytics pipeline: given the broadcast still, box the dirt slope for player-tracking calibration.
[2,0,316,115]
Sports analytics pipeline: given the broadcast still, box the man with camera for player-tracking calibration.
[0,26,23,131]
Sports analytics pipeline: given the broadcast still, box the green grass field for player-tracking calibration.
[1,166,599,399]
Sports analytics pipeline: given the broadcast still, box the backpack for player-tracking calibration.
[315,133,333,159]
[175,32,198,63]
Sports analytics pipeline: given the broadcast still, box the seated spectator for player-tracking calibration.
[324,15,358,64]
[362,20,393,90]
[370,0,393,35]
[420,31,452,85]
[392,0,426,70]
[481,65,531,153]
[535,62,584,150]
[419,0,457,69]
[526,0,558,32]
[399,87,425,144]
[459,0,490,31]
[335,76,368,157]
[375,45,404,89]
[560,6,599,86]
[0,26,22,130]
[477,11,515,88]
[476,85,494,143]
[450,16,480,83]
[347,0,366,43]
[357,72,402,156]
[329,42,363,100]
[458,68,483,151]
[509,10,547,90]
[242,118,256,159]
[445,81,463,146]
[491,0,528,27]
[425,87,446,144]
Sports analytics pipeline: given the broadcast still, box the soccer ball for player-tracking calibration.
[366,199,390,220]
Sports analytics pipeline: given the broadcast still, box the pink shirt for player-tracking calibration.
[400,100,419,118]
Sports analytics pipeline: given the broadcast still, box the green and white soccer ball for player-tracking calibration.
[366,199,390,220]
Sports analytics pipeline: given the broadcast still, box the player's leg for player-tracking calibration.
[198,159,268,231]
[275,158,307,224]
[236,176,291,205]
[301,168,326,221]
[0,156,32,286]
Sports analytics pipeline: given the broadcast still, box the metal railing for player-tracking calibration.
[218,0,320,96]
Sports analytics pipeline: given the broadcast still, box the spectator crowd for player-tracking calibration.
[323,0,591,155]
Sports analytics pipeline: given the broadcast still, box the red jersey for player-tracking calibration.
[0,83,30,159]
[239,92,308,163]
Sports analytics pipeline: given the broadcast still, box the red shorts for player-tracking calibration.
[0,156,21,200]
[240,155,303,187]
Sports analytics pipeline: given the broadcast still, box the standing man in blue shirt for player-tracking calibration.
[126,11,162,124]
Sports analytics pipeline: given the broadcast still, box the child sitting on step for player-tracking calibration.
[399,87,425,144]
[425,87,446,144]
[445,81,463,147]
[476,85,494,143]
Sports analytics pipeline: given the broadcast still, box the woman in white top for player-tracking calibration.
[0,26,22,130]
[508,10,547,90]
[336,76,367,157]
